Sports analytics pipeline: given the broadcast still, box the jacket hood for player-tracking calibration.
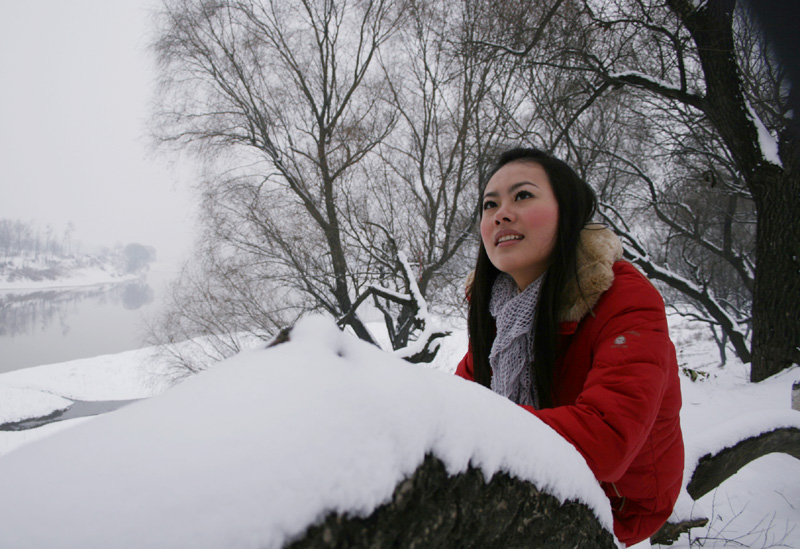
[557,224,623,323]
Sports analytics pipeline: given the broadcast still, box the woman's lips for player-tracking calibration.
[494,232,524,246]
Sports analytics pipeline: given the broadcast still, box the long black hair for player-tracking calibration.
[467,147,597,408]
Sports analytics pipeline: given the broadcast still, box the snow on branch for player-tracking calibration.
[683,410,800,499]
[337,285,412,332]
[337,250,450,363]
[392,251,450,363]
[744,99,784,168]
[605,70,705,111]
[368,285,413,304]
[607,70,682,93]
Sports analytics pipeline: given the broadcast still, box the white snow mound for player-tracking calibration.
[0,315,612,548]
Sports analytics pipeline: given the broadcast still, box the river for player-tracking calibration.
[0,265,176,374]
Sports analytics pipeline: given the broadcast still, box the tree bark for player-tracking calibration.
[667,0,800,381]
[286,454,616,549]
[651,517,709,546]
[749,168,800,380]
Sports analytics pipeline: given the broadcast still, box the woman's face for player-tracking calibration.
[480,161,560,290]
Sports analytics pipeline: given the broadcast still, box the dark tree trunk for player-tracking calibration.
[668,0,800,381]
[286,454,616,549]
[750,169,800,380]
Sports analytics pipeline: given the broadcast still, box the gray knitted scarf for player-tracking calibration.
[489,273,544,408]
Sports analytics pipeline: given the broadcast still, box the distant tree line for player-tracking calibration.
[0,219,156,276]
[150,0,798,381]
[0,219,78,261]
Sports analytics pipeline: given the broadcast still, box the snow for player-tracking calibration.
[744,100,784,168]
[666,316,800,547]
[670,402,800,528]
[0,314,798,548]
[0,346,171,401]
[608,70,683,94]
[0,417,93,458]
[366,283,411,303]
[0,315,613,548]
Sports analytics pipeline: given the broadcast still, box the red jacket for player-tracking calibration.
[456,229,683,546]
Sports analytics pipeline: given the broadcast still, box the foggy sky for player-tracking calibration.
[0,0,196,264]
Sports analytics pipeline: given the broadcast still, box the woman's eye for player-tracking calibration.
[515,190,533,201]
[482,200,496,210]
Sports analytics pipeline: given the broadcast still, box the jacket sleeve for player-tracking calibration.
[526,269,673,483]
[455,343,475,381]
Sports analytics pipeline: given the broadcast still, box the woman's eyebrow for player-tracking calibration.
[483,181,538,198]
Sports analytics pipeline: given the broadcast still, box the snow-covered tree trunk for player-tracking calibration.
[641,0,800,380]
[652,412,800,545]
[287,454,617,549]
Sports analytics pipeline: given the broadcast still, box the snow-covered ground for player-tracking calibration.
[0,314,798,548]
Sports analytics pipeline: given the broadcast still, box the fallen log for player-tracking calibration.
[651,517,709,546]
[687,426,800,500]
[289,454,616,549]
[0,317,616,548]
[652,420,800,545]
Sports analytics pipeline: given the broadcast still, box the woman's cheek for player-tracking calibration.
[479,217,493,248]
[525,205,558,229]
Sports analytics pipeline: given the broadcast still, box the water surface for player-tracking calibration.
[0,267,174,374]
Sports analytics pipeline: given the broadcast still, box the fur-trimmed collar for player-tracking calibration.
[557,224,623,323]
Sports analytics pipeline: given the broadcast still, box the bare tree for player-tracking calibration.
[587,0,799,381]
[346,0,532,348]
[476,0,799,380]
[154,0,405,346]
[153,0,521,367]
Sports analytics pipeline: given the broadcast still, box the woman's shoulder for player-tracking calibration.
[601,260,667,314]
[611,261,661,293]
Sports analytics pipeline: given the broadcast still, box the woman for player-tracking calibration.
[455,147,683,546]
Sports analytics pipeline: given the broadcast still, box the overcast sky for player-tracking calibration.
[0,0,196,264]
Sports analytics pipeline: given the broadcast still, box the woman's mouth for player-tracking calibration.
[496,234,523,246]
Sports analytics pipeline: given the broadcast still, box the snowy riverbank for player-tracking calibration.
[0,242,157,291]
[0,346,173,454]
[0,264,140,291]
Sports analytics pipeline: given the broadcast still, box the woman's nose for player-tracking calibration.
[494,205,512,225]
